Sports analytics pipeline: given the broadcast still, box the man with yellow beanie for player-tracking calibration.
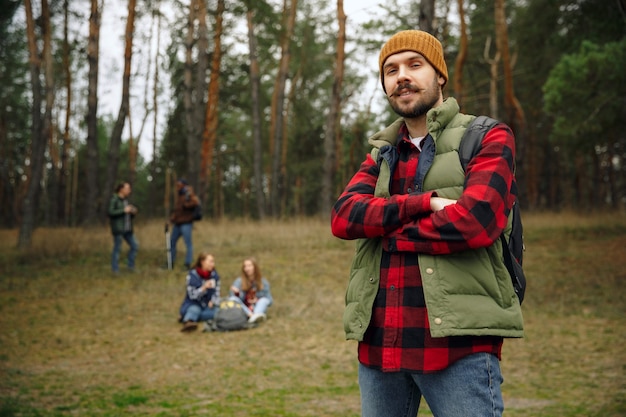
[331,30,523,417]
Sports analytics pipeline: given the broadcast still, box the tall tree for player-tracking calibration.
[183,0,200,186]
[83,0,101,224]
[18,0,50,248]
[0,1,30,228]
[199,0,225,204]
[482,36,500,118]
[419,0,435,33]
[147,0,163,217]
[245,1,266,219]
[40,0,55,227]
[320,0,346,215]
[453,0,468,108]
[269,0,297,217]
[494,0,529,212]
[102,0,136,213]
[58,0,73,225]
[192,0,209,191]
[494,0,525,134]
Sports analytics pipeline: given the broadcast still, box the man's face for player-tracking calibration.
[121,183,131,197]
[382,51,444,119]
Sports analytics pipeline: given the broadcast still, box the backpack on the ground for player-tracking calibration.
[210,298,253,331]
[459,116,526,304]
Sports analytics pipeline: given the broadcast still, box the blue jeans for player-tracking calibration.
[358,352,504,417]
[183,304,217,322]
[170,223,193,266]
[229,296,271,316]
[111,232,138,272]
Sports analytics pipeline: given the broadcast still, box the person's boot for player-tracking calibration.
[181,321,198,332]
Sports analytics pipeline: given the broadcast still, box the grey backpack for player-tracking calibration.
[211,299,253,331]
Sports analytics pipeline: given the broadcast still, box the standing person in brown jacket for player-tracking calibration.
[169,179,200,269]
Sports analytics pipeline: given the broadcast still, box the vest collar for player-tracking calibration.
[368,97,460,149]
[426,97,460,137]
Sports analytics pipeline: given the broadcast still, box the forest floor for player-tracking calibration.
[0,213,625,416]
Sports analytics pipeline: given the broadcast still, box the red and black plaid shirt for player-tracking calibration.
[332,122,517,373]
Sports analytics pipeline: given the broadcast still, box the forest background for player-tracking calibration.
[1,0,625,248]
[1,1,625,415]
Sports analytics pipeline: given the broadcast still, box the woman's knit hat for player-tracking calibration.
[378,30,448,93]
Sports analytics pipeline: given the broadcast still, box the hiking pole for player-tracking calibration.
[165,223,172,270]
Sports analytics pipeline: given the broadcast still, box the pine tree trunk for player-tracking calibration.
[199,0,224,207]
[494,0,533,208]
[193,0,209,192]
[483,37,500,119]
[245,3,266,219]
[103,0,136,209]
[269,0,297,217]
[59,0,72,225]
[453,0,467,108]
[280,80,294,215]
[41,0,55,226]
[83,0,101,225]
[494,0,525,132]
[18,0,44,248]
[149,2,162,218]
[321,0,346,216]
[183,0,198,185]
[419,0,435,33]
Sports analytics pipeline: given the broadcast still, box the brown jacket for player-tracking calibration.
[170,187,199,225]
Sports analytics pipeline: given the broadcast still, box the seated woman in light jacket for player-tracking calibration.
[229,257,273,324]
[178,252,220,332]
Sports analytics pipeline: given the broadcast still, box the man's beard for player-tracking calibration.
[388,77,441,119]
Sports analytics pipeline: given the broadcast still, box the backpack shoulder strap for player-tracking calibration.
[459,116,526,304]
[458,115,499,171]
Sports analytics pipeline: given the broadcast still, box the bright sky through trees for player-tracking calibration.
[97,0,383,159]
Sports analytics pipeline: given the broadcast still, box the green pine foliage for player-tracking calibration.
[543,39,626,145]
[2,0,626,229]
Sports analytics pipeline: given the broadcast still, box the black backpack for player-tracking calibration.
[192,203,202,221]
[459,116,526,304]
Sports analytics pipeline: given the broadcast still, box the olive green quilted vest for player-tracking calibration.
[344,98,523,341]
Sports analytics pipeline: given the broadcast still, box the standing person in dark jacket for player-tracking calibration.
[108,182,138,274]
[169,179,200,269]
[330,30,523,417]
[179,252,220,332]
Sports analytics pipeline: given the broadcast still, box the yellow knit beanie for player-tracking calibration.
[379,30,448,93]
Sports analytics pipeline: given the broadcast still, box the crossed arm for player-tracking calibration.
[330,126,516,255]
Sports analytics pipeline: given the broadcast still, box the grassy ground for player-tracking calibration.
[0,213,624,416]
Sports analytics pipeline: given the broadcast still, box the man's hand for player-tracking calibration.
[124,205,138,214]
[430,197,456,212]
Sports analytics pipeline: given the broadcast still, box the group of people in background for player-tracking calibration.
[107,179,272,333]
[107,178,200,274]
[178,255,273,332]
